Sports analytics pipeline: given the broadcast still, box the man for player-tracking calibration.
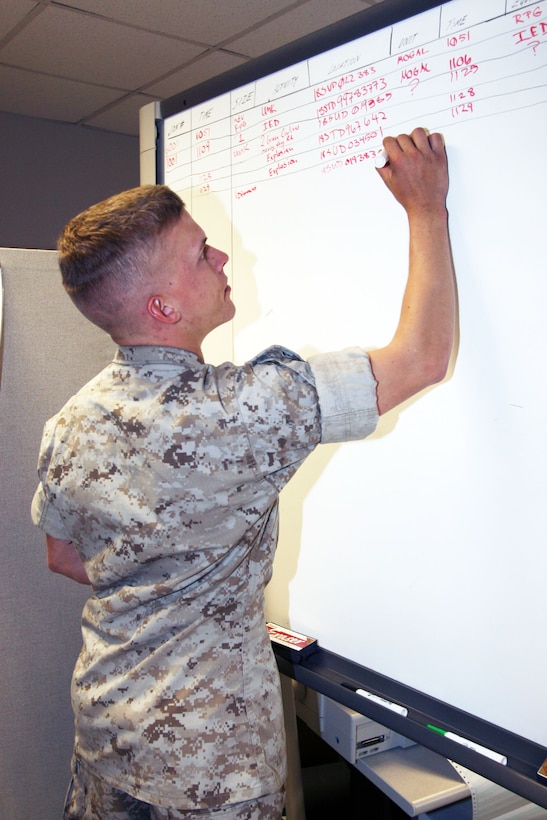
[32,128,456,819]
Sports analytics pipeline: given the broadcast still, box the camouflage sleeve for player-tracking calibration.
[240,344,378,446]
[31,414,72,539]
[224,345,378,485]
[31,481,70,539]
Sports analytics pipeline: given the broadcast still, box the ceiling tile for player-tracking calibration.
[0,0,37,40]
[83,92,157,135]
[146,50,249,101]
[0,5,205,89]
[54,0,299,46]
[228,0,371,57]
[0,64,125,122]
[0,0,388,136]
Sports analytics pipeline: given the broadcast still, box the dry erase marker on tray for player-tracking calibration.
[342,682,408,717]
[427,725,507,765]
[267,623,318,663]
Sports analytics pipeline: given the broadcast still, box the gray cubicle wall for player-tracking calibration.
[0,248,114,819]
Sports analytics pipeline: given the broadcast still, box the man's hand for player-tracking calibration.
[376,127,448,218]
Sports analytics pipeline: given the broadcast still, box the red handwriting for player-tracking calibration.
[310,65,392,178]
[314,73,357,99]
[317,92,392,120]
[233,143,250,159]
[397,47,429,63]
[513,21,547,46]
[451,102,474,118]
[449,88,475,102]
[258,112,301,176]
[269,158,298,177]
[400,62,431,83]
[344,148,384,167]
[321,160,344,175]
[195,141,210,158]
[195,124,211,160]
[447,31,471,47]
[319,127,384,160]
[513,5,544,24]
[264,145,294,164]
[314,76,387,103]
[449,53,478,81]
[233,115,246,133]
[236,186,257,199]
[357,66,377,78]
[315,80,390,119]
[260,123,300,164]
[318,116,386,144]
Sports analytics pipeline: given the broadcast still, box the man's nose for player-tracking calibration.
[209,246,229,270]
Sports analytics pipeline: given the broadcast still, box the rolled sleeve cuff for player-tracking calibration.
[31,483,69,540]
[308,347,379,444]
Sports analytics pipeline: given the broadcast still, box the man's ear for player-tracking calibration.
[147,296,180,324]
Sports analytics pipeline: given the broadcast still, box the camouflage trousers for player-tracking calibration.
[64,758,285,820]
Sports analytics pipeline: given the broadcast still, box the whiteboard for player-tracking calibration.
[155,0,547,752]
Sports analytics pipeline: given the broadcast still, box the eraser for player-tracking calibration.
[267,622,318,663]
[537,758,547,782]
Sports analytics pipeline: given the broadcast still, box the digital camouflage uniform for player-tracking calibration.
[32,344,378,811]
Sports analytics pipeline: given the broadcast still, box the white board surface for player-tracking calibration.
[159,0,547,748]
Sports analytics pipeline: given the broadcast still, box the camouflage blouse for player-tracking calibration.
[32,344,378,809]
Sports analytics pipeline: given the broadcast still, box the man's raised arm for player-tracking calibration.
[369,127,456,416]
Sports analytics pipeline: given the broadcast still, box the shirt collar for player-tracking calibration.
[115,345,203,367]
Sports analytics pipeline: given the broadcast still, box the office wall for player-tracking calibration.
[0,111,139,249]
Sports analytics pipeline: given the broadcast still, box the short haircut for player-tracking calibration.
[57,185,184,333]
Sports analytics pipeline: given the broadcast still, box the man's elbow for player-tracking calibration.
[46,535,91,585]
[424,354,451,388]
[47,552,69,577]
[47,558,91,585]
[422,345,452,388]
